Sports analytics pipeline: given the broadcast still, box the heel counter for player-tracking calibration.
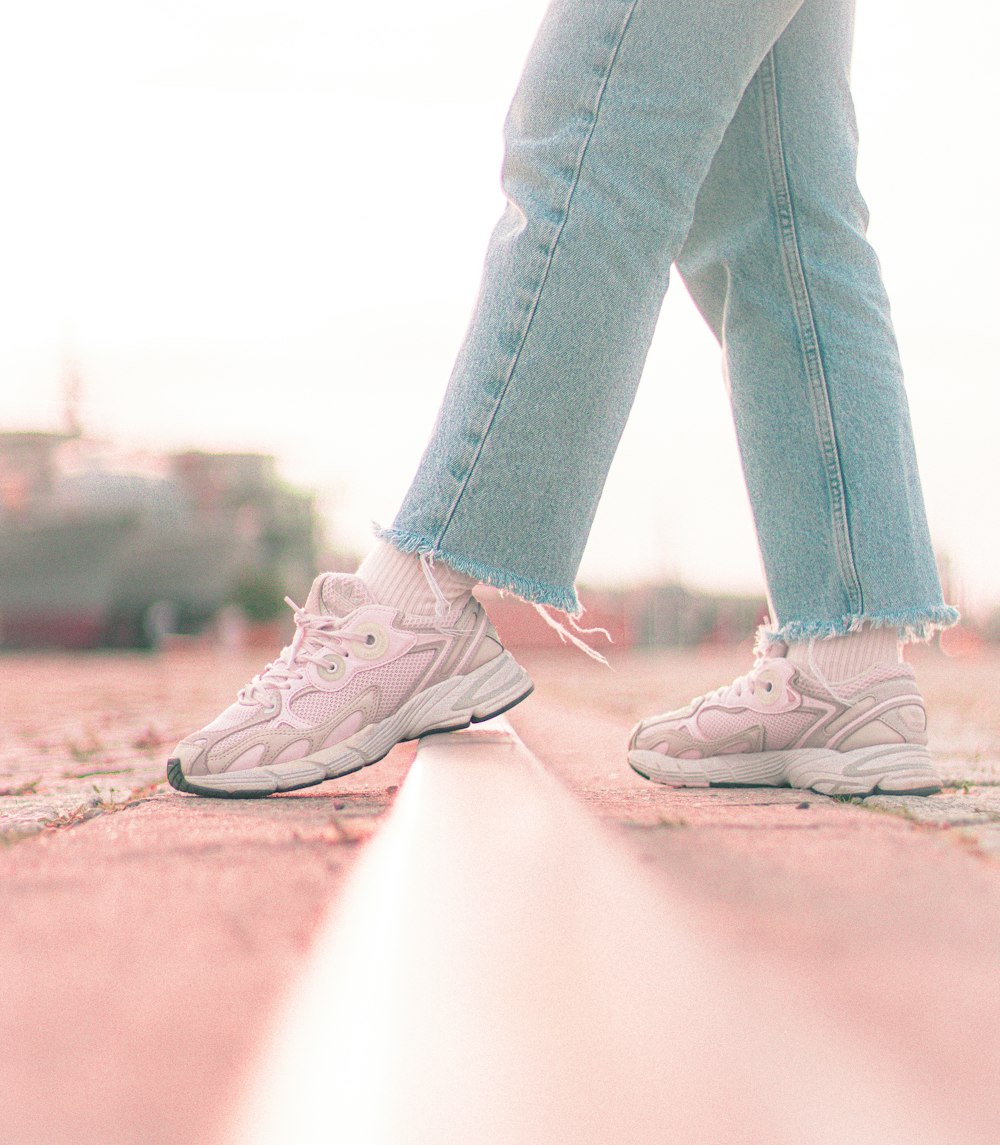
[466,632,504,673]
[838,700,928,752]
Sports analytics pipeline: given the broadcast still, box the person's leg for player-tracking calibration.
[629,0,956,796]
[169,0,817,797]
[382,0,808,615]
[674,0,955,643]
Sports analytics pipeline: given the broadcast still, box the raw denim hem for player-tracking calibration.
[376,526,583,616]
[763,605,961,647]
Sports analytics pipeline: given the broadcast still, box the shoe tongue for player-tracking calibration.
[304,572,374,618]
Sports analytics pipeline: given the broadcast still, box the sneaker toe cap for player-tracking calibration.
[630,718,675,754]
[169,739,209,776]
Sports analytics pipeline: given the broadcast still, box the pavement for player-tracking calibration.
[1,640,999,1144]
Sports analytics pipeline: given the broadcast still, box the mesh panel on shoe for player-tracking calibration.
[399,611,452,631]
[695,710,750,739]
[760,711,819,747]
[287,688,339,724]
[284,650,439,725]
[372,650,437,717]
[694,708,817,747]
[203,700,265,732]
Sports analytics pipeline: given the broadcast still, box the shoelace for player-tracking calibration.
[697,649,862,710]
[699,671,760,707]
[803,637,860,704]
[237,597,370,705]
[695,653,783,709]
[419,551,452,622]
[756,621,868,704]
[416,551,478,637]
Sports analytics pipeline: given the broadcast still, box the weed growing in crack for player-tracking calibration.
[0,779,40,797]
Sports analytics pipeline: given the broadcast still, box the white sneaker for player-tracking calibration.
[628,654,940,796]
[167,573,533,798]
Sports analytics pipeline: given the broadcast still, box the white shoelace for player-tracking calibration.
[695,648,785,709]
[802,637,856,704]
[712,673,759,704]
[699,669,765,708]
[697,646,855,711]
[419,551,453,622]
[237,597,371,705]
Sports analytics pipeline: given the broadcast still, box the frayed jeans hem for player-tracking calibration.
[376,526,582,616]
[763,605,961,646]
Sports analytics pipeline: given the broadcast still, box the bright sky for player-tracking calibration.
[2,1,998,613]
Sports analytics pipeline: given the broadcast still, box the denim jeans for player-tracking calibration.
[382,0,957,642]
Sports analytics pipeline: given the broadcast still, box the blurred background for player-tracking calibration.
[2,0,997,650]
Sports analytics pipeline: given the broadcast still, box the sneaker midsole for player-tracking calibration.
[629,742,938,793]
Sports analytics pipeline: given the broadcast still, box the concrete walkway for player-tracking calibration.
[1,644,998,1144]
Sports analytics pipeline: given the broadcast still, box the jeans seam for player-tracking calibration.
[435,0,641,546]
[757,50,863,616]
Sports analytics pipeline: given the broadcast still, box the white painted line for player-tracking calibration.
[231,717,960,1145]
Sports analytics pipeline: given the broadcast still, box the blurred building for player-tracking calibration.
[479,583,768,652]
[0,431,319,649]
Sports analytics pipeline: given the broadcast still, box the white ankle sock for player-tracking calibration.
[787,625,901,683]
[357,541,475,617]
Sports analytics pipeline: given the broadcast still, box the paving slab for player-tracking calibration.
[0,647,273,840]
[237,719,961,1145]
[1,643,998,1144]
[0,644,417,1145]
[510,646,1000,1144]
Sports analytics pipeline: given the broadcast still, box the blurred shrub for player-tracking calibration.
[229,571,286,623]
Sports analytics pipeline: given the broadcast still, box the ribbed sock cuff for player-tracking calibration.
[787,624,901,683]
[357,540,475,616]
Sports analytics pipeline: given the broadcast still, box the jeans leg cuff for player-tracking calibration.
[762,605,961,646]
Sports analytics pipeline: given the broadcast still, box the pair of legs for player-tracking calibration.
[168,0,955,799]
[386,0,952,640]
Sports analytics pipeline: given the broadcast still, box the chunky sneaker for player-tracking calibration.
[167,572,533,798]
[628,654,940,796]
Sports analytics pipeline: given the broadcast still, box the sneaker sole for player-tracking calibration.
[628,742,941,797]
[167,651,534,799]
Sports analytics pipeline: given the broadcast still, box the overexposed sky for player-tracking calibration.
[2,1,998,611]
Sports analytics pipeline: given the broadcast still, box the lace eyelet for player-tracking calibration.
[754,669,782,706]
[317,654,347,682]
[353,621,389,660]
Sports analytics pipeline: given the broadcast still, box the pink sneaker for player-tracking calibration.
[167,573,533,798]
[628,653,940,796]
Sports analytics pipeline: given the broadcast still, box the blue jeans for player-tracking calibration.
[381,0,957,643]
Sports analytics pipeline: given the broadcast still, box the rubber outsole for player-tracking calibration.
[627,744,942,798]
[627,759,940,798]
[167,684,534,800]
